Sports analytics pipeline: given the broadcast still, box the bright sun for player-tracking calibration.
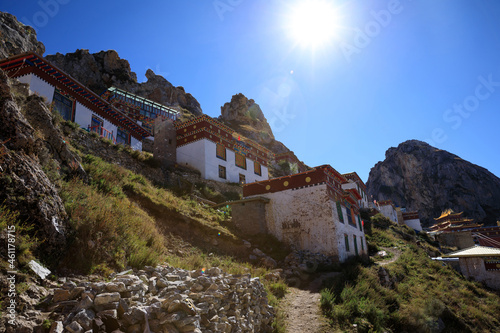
[286,0,341,48]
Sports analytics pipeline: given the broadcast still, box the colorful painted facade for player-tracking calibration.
[342,172,369,209]
[240,165,367,262]
[0,53,150,150]
[430,210,482,233]
[174,115,272,184]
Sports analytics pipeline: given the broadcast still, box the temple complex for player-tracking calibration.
[430,209,482,233]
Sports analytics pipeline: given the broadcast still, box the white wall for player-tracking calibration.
[247,184,366,261]
[460,257,500,290]
[130,137,142,151]
[334,200,367,262]
[177,139,207,178]
[178,139,269,183]
[17,74,55,104]
[380,205,398,223]
[404,218,423,232]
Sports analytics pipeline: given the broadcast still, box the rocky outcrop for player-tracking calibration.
[0,70,75,256]
[218,93,289,155]
[0,12,45,59]
[366,140,500,227]
[45,49,203,116]
[1,266,274,333]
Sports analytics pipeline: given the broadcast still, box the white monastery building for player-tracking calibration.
[0,53,151,150]
[174,115,272,184]
[233,165,367,262]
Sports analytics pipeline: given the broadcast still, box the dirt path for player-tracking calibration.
[378,247,402,266]
[283,272,339,333]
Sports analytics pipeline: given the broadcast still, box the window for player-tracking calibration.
[239,174,246,184]
[358,215,363,231]
[344,234,350,252]
[91,116,103,135]
[116,128,129,145]
[336,202,344,223]
[361,237,364,251]
[235,153,247,169]
[216,143,226,160]
[53,91,73,121]
[346,207,352,225]
[254,161,262,176]
[219,165,226,179]
[354,235,359,256]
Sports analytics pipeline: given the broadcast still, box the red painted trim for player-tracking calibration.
[1,53,150,141]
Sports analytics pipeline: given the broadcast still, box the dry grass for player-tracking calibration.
[320,215,500,332]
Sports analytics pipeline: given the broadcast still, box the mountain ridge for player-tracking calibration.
[366,139,500,227]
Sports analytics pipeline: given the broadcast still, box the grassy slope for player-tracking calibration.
[320,214,500,333]
[0,119,288,331]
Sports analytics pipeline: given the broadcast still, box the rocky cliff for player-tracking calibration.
[46,49,203,117]
[0,69,88,258]
[0,12,45,59]
[218,93,290,155]
[366,140,500,227]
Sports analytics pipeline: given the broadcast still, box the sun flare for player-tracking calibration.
[286,0,341,48]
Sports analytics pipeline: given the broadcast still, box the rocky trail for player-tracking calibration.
[282,272,339,333]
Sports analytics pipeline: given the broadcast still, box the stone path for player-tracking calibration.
[283,273,339,333]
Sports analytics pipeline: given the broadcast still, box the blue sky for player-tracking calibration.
[3,0,500,182]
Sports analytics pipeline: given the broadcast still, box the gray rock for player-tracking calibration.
[73,309,95,331]
[49,321,64,333]
[94,292,120,306]
[65,321,84,333]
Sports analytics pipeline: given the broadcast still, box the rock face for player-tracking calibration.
[45,49,203,116]
[366,140,500,227]
[0,12,45,59]
[0,70,79,256]
[219,93,289,155]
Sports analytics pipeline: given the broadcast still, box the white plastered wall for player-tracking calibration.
[178,139,269,183]
[177,139,207,178]
[404,218,423,231]
[334,200,368,262]
[246,184,366,261]
[17,74,55,104]
[380,204,398,223]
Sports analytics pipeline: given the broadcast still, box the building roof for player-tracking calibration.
[174,114,273,165]
[0,53,151,140]
[434,209,465,221]
[342,172,367,190]
[104,87,179,119]
[378,200,395,207]
[442,246,500,258]
[243,164,349,200]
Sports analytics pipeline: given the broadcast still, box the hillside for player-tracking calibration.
[320,212,500,332]
[0,69,287,332]
[366,140,500,227]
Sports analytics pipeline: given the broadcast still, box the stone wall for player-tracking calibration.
[437,232,474,250]
[459,257,500,290]
[232,198,269,235]
[2,266,274,333]
[153,118,177,167]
